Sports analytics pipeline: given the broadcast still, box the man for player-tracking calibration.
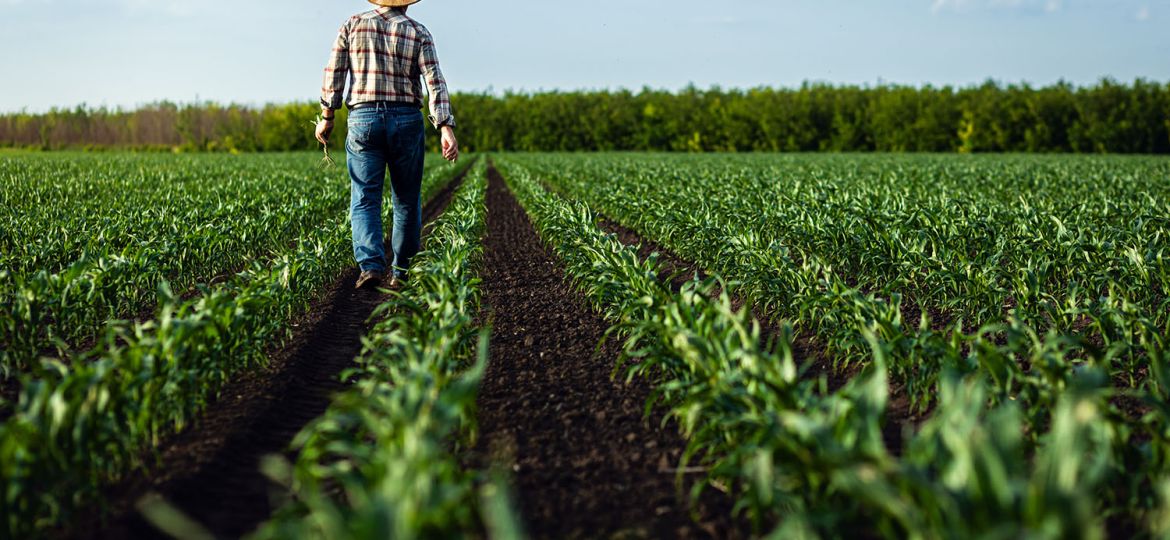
[315,0,459,291]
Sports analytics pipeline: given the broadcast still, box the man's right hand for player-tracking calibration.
[315,118,334,146]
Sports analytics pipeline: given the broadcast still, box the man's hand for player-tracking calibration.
[441,125,459,162]
[315,117,334,146]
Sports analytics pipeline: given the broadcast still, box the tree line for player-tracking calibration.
[2,79,1168,153]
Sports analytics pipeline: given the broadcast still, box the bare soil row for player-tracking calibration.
[470,166,741,538]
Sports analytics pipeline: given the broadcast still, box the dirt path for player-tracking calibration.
[473,167,739,539]
[76,172,466,540]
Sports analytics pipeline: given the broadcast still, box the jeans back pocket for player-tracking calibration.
[346,120,377,152]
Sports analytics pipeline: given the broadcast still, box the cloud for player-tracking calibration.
[1135,5,1150,21]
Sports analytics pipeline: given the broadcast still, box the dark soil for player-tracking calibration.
[69,172,466,540]
[473,167,742,539]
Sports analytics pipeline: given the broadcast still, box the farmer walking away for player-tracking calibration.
[315,0,460,291]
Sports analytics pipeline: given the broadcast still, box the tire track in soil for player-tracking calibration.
[473,166,741,539]
[73,170,467,540]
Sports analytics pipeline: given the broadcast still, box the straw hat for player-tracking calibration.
[368,0,421,6]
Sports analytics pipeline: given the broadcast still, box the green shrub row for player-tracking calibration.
[3,80,1168,153]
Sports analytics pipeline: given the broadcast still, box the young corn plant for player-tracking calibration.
[309,115,337,168]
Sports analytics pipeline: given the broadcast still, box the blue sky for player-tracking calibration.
[0,0,1167,112]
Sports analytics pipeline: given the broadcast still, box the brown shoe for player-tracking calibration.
[386,276,405,291]
[355,270,383,290]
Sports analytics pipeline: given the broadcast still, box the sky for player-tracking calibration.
[0,0,1167,112]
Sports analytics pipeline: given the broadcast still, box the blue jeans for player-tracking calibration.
[346,104,426,278]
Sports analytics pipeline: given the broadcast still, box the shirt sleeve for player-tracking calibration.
[320,22,350,110]
[418,28,455,129]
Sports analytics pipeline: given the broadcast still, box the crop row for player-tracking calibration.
[495,156,1170,537]
[0,153,350,276]
[514,154,1168,407]
[0,153,449,377]
[515,153,1169,332]
[0,157,469,538]
[252,160,515,539]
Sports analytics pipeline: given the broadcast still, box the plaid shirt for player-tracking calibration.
[321,7,455,128]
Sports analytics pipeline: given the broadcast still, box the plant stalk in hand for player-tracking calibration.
[311,114,336,168]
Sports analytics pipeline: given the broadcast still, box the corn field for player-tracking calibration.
[0,151,1168,539]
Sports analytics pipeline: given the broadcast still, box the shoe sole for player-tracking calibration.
[355,277,382,290]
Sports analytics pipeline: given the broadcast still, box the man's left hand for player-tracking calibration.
[441,125,459,162]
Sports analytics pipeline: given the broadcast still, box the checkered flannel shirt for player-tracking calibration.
[321,7,455,129]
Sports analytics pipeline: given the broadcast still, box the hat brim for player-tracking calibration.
[368,0,421,6]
